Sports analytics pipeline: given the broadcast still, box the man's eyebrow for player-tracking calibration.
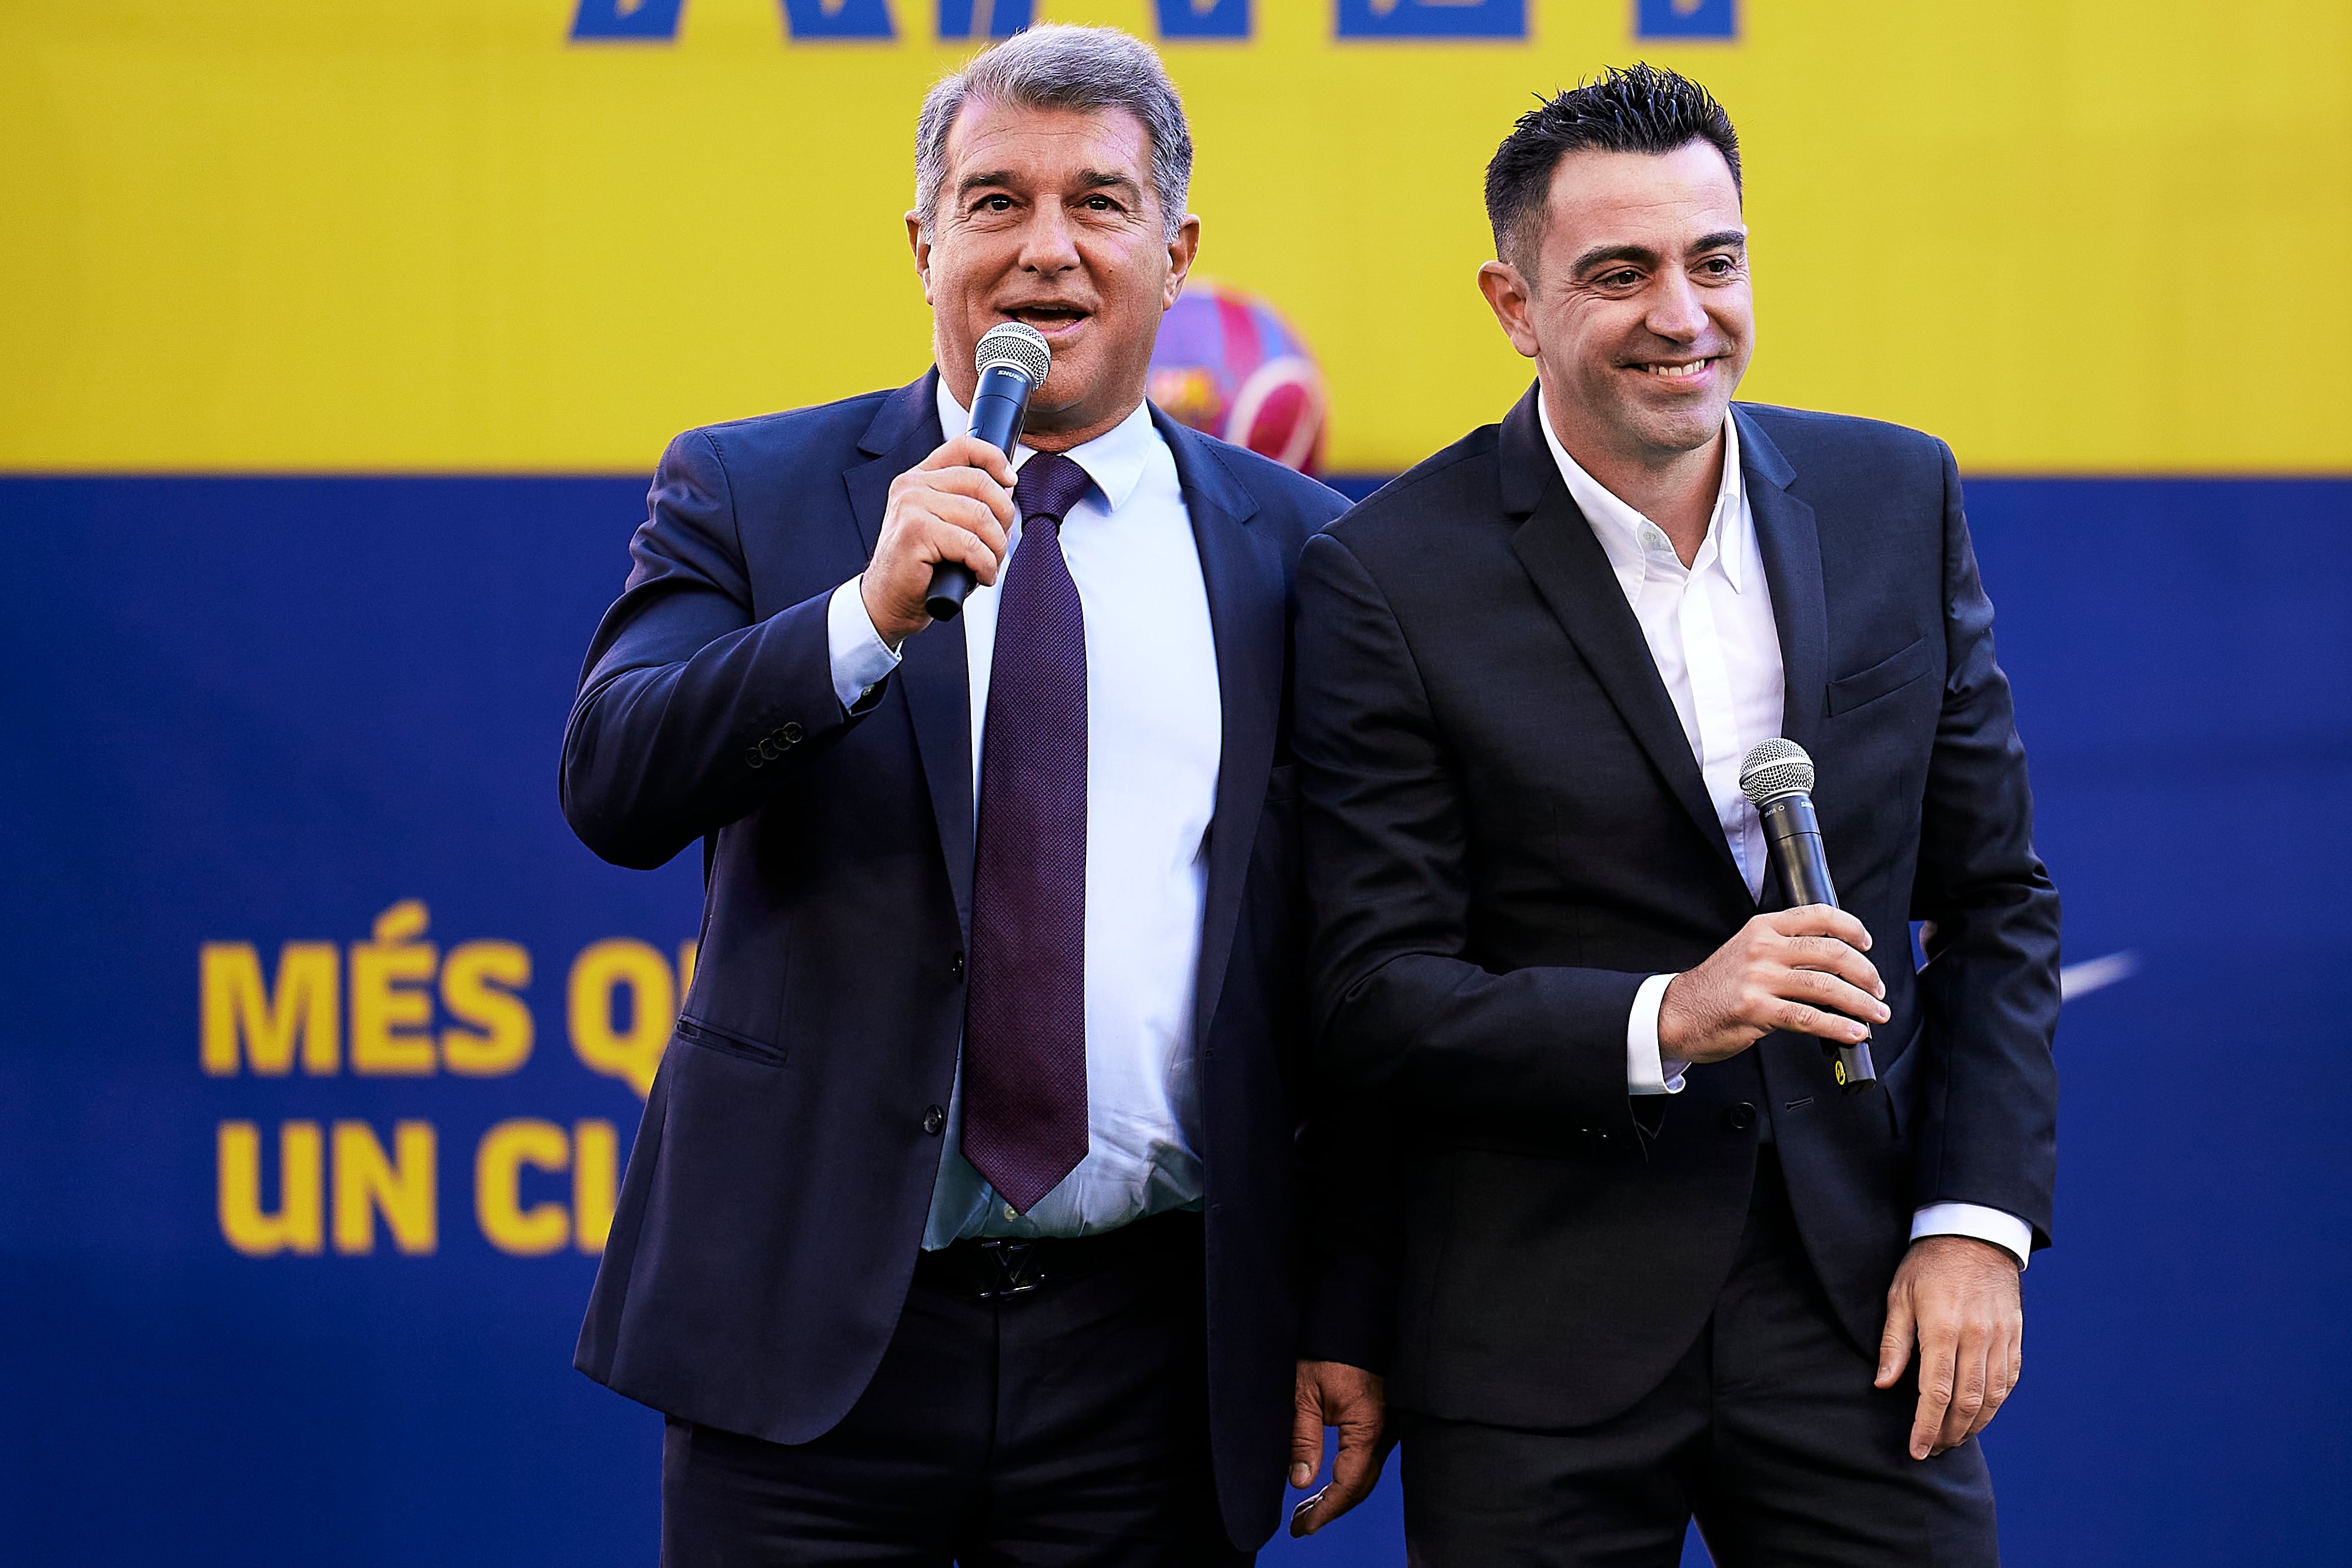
[957,170,1019,198]
[1568,232,1747,275]
[1569,242,1662,275]
[954,169,1146,200]
[1073,169,1145,198]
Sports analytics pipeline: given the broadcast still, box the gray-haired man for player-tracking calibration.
[563,25,1389,1564]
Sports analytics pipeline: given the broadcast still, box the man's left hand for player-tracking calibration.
[1288,1359,1390,1536]
[1876,1235,2024,1460]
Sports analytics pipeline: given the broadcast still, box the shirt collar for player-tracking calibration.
[934,376,1156,517]
[1536,392,1749,595]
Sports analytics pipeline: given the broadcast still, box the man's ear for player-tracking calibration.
[1477,260,1541,360]
[1161,213,1201,312]
[907,211,934,306]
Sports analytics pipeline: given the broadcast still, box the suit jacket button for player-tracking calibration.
[781,721,805,744]
[922,1106,945,1136]
[950,951,965,980]
[759,738,780,759]
[744,748,764,769]
[1725,1102,1757,1132]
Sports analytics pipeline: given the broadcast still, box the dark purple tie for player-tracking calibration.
[961,452,1094,1215]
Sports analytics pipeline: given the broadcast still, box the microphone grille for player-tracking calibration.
[974,320,1051,386]
[1740,737,1815,807]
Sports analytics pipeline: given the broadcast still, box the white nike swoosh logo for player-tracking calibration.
[2059,951,2138,1001]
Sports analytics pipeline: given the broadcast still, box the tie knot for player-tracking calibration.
[1014,452,1093,533]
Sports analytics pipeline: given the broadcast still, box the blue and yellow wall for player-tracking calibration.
[5,6,2349,1566]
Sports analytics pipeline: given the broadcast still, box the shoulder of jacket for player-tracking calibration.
[1321,423,1503,551]
[1738,402,1949,467]
[1167,422,1352,533]
[670,387,904,470]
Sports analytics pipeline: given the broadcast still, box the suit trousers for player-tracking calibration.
[1399,1150,2000,1568]
[660,1211,1251,1568]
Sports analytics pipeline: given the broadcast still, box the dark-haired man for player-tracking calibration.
[564,24,1387,1565]
[1295,64,2059,1565]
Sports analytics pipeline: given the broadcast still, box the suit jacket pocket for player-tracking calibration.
[673,1014,788,1067]
[1827,634,1932,716]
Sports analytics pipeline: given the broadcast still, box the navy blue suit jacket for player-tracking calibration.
[562,373,1372,1550]
[1295,389,2062,1429]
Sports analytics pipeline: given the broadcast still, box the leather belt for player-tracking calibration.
[913,1209,1201,1302]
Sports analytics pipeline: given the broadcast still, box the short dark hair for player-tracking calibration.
[1485,63,1742,273]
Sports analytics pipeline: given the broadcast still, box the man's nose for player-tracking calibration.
[1018,205,1081,273]
[1645,272,1708,342]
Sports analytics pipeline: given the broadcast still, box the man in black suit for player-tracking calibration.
[1294,65,2060,1566]
[563,25,1385,1564]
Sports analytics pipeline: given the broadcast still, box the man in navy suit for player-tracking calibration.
[562,25,1386,1566]
[1295,66,2061,1566]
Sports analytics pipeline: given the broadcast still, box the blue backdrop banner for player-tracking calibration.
[4,473,2347,1564]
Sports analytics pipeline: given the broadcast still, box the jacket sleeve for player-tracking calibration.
[1909,440,2064,1248]
[1295,1086,1402,1374]
[1294,530,1651,1143]
[560,427,872,871]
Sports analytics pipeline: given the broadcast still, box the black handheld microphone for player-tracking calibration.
[1739,738,1878,1095]
[924,320,1052,622]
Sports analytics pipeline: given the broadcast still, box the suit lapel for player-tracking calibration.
[844,372,979,934]
[1502,386,1745,894]
[1155,409,1278,1053]
[1738,406,1828,769]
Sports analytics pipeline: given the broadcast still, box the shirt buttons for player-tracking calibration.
[1002,1204,1020,1222]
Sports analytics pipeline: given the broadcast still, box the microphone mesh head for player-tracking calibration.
[974,321,1051,387]
[1740,737,1816,807]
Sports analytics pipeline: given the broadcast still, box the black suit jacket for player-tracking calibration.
[1294,387,2061,1429]
[562,372,1372,1549]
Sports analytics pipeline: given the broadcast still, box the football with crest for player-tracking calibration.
[1148,281,1329,475]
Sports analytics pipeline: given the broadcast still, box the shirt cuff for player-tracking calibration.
[1626,973,1687,1096]
[1911,1202,2033,1271]
[827,575,902,713]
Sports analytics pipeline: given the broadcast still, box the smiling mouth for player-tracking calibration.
[1635,357,1716,382]
[1003,303,1090,329]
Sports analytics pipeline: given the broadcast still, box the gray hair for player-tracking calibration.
[914,24,1193,241]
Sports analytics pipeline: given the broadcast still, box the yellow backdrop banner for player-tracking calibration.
[6,1,2347,473]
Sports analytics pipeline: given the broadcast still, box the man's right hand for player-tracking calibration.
[860,434,1018,648]
[1657,906,1890,1064]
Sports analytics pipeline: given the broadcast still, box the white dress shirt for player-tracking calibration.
[1538,394,2033,1268]
[827,382,1221,1247]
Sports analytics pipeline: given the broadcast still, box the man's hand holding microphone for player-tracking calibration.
[859,435,1016,650]
[1655,903,1888,1066]
[858,320,1053,650]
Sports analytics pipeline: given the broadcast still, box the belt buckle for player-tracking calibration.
[976,1238,1044,1300]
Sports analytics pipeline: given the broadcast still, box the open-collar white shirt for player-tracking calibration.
[1542,397,1784,903]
